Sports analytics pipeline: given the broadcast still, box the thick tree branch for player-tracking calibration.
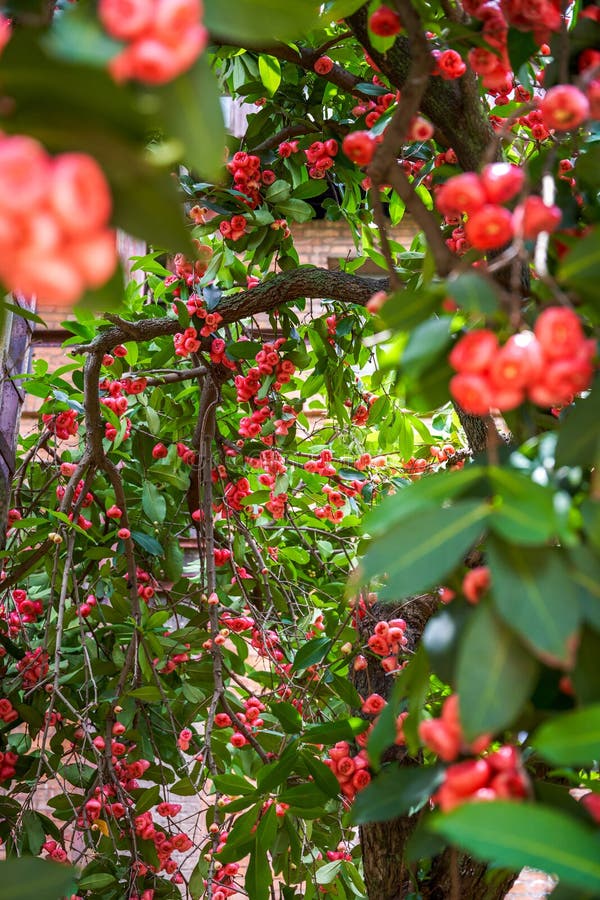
[347,6,494,172]
[75,268,388,355]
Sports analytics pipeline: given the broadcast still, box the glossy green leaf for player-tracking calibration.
[302,718,368,744]
[532,705,600,766]
[432,802,600,892]
[488,539,580,665]
[258,55,282,95]
[292,636,333,672]
[142,482,167,524]
[78,873,118,890]
[271,701,303,734]
[362,501,489,599]
[457,604,538,741]
[351,764,444,825]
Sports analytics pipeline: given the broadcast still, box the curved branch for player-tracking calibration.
[75,268,388,355]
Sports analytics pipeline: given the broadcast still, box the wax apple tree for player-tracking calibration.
[0,1,599,899]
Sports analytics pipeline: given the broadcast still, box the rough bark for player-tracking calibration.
[347,6,495,173]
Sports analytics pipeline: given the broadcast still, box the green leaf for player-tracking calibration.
[362,501,489,599]
[0,858,77,900]
[446,271,498,315]
[45,4,122,65]
[276,198,315,223]
[204,0,322,43]
[380,286,443,332]
[507,27,538,72]
[292,179,329,199]
[128,686,162,702]
[488,539,580,665]
[135,784,161,814]
[292,636,333,672]
[555,382,600,468]
[23,811,46,855]
[78,873,118,890]
[164,537,184,582]
[271,701,303,734]
[302,752,341,799]
[246,844,270,900]
[532,704,600,767]
[558,227,600,300]
[142,482,167,524]
[365,466,485,535]
[157,56,225,181]
[432,802,600,892]
[213,774,256,795]
[316,860,342,885]
[258,55,282,95]
[131,531,163,556]
[302,718,368,744]
[351,764,444,825]
[488,466,556,546]
[456,604,538,741]
[401,317,453,378]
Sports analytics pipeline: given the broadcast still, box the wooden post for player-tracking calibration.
[0,298,35,545]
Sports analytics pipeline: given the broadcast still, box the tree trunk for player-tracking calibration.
[353,599,517,900]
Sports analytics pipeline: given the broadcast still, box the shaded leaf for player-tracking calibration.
[532,704,600,767]
[432,802,600,892]
[457,603,538,741]
[351,764,444,825]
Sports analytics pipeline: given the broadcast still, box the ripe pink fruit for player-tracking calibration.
[449,329,499,373]
[465,204,514,250]
[540,84,590,131]
[436,173,487,217]
[369,5,402,36]
[117,527,131,540]
[98,0,154,40]
[480,162,524,204]
[106,505,123,519]
[49,153,112,237]
[342,131,376,166]
[314,55,334,75]
[449,373,494,415]
[534,306,585,361]
[152,442,168,459]
[513,196,561,239]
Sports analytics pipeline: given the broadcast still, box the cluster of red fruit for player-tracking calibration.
[463,0,559,94]
[0,749,18,784]
[42,407,79,441]
[99,0,207,85]
[214,695,266,748]
[219,214,248,242]
[419,695,490,762]
[323,741,372,802]
[226,151,268,208]
[7,589,43,630]
[449,306,596,415]
[0,136,116,305]
[352,87,398,131]
[365,618,408,673]
[436,162,562,252]
[133,809,191,881]
[434,745,528,812]
[0,697,18,724]
[16,647,49,688]
[304,138,338,180]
